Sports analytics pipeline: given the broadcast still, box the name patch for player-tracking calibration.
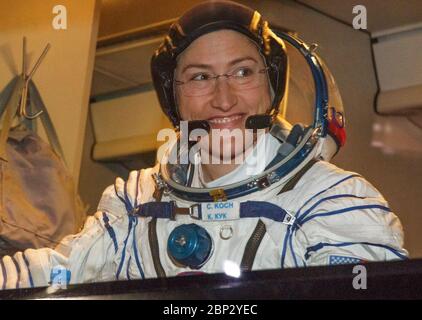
[201,201,240,221]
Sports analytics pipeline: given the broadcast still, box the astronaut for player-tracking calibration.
[0,0,407,289]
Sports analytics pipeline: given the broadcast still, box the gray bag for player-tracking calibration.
[0,76,86,256]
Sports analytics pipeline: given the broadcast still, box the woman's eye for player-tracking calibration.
[191,73,211,81]
[234,67,253,77]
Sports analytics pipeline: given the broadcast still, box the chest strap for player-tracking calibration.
[240,219,266,271]
[148,218,166,278]
[133,201,295,225]
[146,160,318,275]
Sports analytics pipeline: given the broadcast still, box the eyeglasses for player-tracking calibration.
[175,66,269,97]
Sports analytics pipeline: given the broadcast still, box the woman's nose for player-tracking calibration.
[210,77,237,111]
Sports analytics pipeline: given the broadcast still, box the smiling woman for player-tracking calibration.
[0,0,409,291]
[174,30,272,180]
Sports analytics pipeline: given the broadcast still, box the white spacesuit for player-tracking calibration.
[0,138,406,289]
[0,0,407,290]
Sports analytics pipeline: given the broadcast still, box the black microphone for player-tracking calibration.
[245,114,272,129]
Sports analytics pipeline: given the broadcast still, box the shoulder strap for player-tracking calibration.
[277,159,318,194]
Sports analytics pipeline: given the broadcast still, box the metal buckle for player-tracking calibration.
[189,204,201,220]
[170,201,177,220]
[282,211,296,226]
[172,203,202,220]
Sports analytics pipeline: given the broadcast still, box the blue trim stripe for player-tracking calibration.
[22,253,34,288]
[132,218,145,279]
[299,204,391,226]
[280,226,291,268]
[114,182,128,208]
[296,174,361,217]
[116,216,134,280]
[115,173,141,214]
[304,241,408,261]
[295,193,362,226]
[11,256,20,289]
[280,175,360,269]
[123,180,134,212]
[102,212,118,254]
[0,259,6,290]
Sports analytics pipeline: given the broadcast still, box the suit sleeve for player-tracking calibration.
[0,183,130,290]
[290,171,408,267]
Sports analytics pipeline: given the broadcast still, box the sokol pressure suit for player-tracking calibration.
[0,0,407,289]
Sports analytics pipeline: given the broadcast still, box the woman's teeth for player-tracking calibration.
[209,115,242,124]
